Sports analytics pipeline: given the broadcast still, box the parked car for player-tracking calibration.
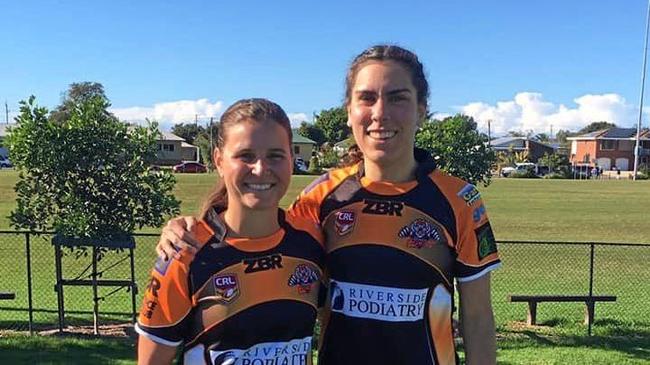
[172,161,207,173]
[0,156,12,168]
[293,157,308,174]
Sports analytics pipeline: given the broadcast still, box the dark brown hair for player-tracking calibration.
[341,45,429,166]
[344,44,429,112]
[199,98,292,219]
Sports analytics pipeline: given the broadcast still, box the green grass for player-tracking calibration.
[1,170,649,364]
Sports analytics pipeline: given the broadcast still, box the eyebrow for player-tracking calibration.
[354,88,413,95]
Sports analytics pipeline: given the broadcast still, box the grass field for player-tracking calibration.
[1,169,649,364]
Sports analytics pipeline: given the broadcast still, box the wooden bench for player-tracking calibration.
[0,292,15,300]
[508,295,616,326]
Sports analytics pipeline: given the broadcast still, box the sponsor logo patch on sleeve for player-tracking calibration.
[457,183,481,206]
[475,222,497,260]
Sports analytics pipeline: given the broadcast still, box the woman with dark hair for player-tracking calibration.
[157,45,500,365]
[137,98,324,364]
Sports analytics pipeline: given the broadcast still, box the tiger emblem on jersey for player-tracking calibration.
[288,264,320,294]
[398,218,443,249]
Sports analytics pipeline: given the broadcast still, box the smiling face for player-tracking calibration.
[214,120,292,212]
[347,60,425,169]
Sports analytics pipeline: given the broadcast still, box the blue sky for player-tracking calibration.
[1,0,649,135]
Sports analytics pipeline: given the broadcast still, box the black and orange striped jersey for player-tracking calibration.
[136,209,325,365]
[288,148,501,365]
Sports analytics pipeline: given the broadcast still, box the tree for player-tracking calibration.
[313,107,350,144]
[171,123,205,144]
[50,82,107,124]
[538,152,569,173]
[577,121,616,135]
[415,114,496,186]
[7,95,180,240]
[297,121,326,146]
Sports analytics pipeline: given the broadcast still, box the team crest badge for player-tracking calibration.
[288,264,320,294]
[398,219,443,249]
[213,274,240,303]
[335,211,356,236]
[457,184,481,206]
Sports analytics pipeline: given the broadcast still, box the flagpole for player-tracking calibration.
[634,0,650,180]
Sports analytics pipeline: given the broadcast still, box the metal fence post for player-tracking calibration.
[25,232,34,336]
[588,243,595,336]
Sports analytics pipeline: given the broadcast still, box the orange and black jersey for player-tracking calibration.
[289,148,501,365]
[136,209,325,365]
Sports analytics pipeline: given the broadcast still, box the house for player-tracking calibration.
[156,132,199,166]
[567,128,650,171]
[489,137,555,163]
[0,124,16,158]
[291,133,316,163]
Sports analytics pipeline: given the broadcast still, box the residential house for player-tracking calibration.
[567,128,650,171]
[156,132,199,166]
[0,124,15,158]
[489,137,555,163]
[291,134,316,163]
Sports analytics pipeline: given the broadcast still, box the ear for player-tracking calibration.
[213,148,224,177]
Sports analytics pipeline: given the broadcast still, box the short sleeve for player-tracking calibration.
[287,172,331,225]
[452,184,501,283]
[135,255,193,346]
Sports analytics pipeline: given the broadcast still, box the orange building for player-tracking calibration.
[567,128,650,171]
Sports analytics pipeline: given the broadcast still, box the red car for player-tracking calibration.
[172,161,207,173]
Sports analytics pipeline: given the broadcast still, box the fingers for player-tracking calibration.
[156,216,201,260]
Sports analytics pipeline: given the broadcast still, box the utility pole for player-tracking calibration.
[487,119,492,146]
[550,124,554,141]
[4,101,8,124]
[209,117,214,152]
[634,0,650,181]
[195,114,198,126]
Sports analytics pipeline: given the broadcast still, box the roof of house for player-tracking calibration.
[490,137,527,149]
[181,141,197,148]
[568,127,650,140]
[292,134,316,144]
[160,132,186,141]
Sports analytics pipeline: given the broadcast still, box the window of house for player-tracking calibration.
[294,145,300,154]
[157,144,162,151]
[601,140,616,151]
[642,141,650,149]
[162,144,175,152]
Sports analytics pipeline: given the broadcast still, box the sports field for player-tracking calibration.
[0,170,649,364]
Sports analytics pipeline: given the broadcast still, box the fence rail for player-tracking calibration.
[0,231,648,336]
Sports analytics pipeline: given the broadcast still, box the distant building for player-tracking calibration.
[291,133,316,162]
[567,128,650,171]
[489,137,555,163]
[156,132,199,166]
[0,124,16,157]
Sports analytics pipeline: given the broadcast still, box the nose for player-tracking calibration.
[371,97,387,123]
[251,158,269,176]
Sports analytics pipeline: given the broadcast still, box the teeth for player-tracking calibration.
[368,131,396,139]
[246,183,272,191]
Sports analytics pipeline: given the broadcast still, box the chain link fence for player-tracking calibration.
[1,232,649,336]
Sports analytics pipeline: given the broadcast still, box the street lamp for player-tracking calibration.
[633,0,650,180]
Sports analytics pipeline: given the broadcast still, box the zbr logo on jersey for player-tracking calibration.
[335,210,356,236]
[213,274,239,303]
[288,264,320,294]
[398,219,443,249]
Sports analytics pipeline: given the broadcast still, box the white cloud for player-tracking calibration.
[287,113,310,128]
[459,92,647,136]
[111,98,311,131]
[110,98,225,130]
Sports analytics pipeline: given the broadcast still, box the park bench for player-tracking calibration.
[0,292,15,300]
[508,295,616,326]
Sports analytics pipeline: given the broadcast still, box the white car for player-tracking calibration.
[0,156,12,168]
